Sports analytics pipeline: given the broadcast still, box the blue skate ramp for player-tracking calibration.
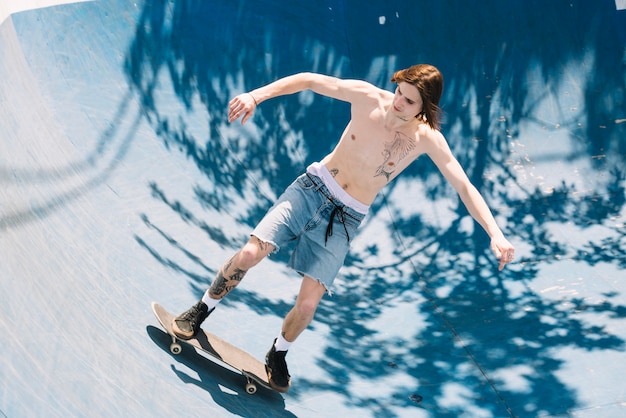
[1,1,625,417]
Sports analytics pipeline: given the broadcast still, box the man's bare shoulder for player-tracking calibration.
[420,125,445,142]
[419,125,454,159]
[337,79,388,97]
[344,81,391,110]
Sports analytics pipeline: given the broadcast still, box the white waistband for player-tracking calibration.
[306,162,370,215]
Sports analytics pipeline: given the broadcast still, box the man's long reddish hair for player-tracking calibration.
[391,64,443,130]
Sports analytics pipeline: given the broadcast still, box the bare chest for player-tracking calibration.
[342,123,424,179]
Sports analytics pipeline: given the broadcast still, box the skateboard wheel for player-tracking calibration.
[170,342,182,355]
[245,382,257,395]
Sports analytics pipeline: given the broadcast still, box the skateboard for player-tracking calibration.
[151,302,274,394]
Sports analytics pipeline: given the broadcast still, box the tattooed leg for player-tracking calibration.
[208,236,273,299]
[209,256,247,298]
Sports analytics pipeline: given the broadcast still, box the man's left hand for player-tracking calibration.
[491,236,515,271]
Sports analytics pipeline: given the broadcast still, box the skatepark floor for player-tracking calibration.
[1,1,625,417]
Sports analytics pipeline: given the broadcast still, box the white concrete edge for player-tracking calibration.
[0,0,93,26]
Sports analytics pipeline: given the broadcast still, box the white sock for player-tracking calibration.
[274,333,292,352]
[201,290,221,310]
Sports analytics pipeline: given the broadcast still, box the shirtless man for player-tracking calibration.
[171,65,515,393]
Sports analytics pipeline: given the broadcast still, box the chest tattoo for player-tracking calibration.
[374,131,416,181]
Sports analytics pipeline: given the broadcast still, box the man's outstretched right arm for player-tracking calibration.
[227,73,312,124]
[228,72,374,124]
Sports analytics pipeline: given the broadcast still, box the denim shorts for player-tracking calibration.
[252,172,366,293]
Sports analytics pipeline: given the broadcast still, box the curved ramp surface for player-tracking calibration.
[1,1,625,417]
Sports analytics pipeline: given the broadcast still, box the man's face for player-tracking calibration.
[393,82,423,120]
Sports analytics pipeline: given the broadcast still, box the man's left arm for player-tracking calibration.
[427,132,515,271]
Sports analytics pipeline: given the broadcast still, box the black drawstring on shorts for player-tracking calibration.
[306,172,353,246]
[325,204,350,245]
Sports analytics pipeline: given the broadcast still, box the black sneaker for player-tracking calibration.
[171,301,212,340]
[265,339,291,393]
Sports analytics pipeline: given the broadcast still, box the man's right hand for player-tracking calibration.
[228,92,257,124]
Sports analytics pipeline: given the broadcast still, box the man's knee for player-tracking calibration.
[237,238,272,268]
[295,298,320,319]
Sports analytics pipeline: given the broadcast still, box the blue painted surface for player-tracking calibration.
[0,1,625,417]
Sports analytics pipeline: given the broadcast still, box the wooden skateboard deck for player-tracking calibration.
[151,302,274,394]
